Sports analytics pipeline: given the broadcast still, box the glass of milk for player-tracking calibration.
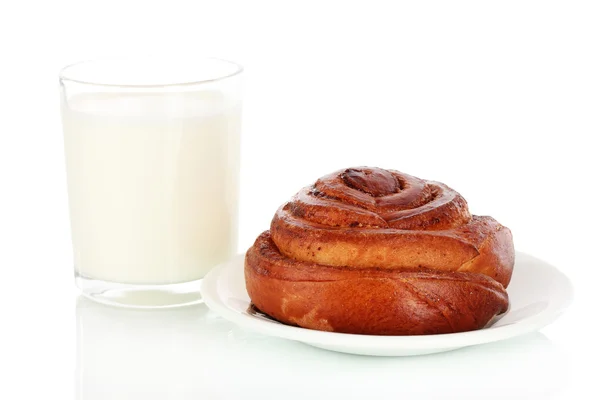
[60,57,242,308]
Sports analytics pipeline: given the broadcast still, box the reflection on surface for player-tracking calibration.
[76,296,568,400]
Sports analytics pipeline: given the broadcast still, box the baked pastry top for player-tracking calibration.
[245,167,514,335]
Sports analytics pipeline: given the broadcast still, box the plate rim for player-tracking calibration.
[201,251,573,350]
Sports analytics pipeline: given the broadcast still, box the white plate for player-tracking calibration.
[201,252,573,356]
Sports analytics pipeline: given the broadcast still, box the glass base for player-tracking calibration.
[75,272,203,309]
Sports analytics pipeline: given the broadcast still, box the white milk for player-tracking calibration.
[62,91,241,284]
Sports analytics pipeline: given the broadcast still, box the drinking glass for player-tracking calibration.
[60,57,243,307]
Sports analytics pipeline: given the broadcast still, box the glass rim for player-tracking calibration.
[59,56,244,88]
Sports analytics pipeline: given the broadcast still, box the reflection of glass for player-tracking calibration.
[76,296,232,399]
[61,58,243,308]
[76,296,568,399]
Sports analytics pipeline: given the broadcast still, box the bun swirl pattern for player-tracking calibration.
[245,167,514,335]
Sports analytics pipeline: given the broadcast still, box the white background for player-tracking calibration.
[0,0,598,399]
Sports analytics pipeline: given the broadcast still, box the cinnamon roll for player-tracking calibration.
[245,167,514,335]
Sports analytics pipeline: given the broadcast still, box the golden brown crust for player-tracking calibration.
[245,167,515,335]
[246,232,509,335]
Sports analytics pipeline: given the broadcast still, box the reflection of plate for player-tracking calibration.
[201,252,573,356]
[76,296,569,398]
